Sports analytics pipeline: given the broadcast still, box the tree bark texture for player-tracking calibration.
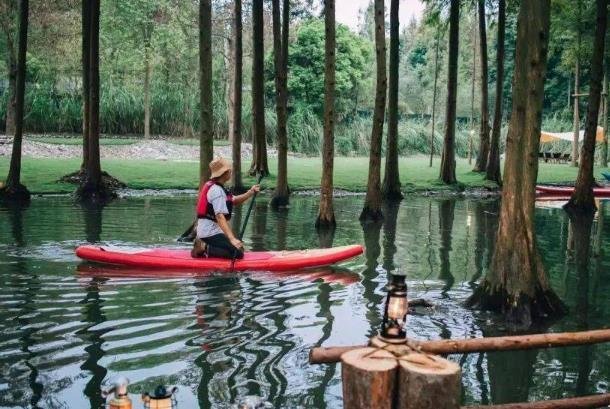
[309,328,610,364]
[360,0,386,221]
[486,0,505,184]
[572,0,582,167]
[474,0,490,172]
[573,61,580,166]
[1,0,17,136]
[144,47,151,139]
[439,0,459,184]
[249,0,269,176]
[602,70,608,168]
[317,0,336,228]
[466,0,567,329]
[3,0,29,200]
[382,0,402,200]
[341,348,396,409]
[464,393,610,409]
[86,0,101,187]
[396,353,461,409]
[199,0,213,184]
[230,0,244,193]
[566,0,608,213]
[271,0,290,207]
[429,25,441,167]
[81,0,90,171]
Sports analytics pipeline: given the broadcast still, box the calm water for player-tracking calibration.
[0,194,609,408]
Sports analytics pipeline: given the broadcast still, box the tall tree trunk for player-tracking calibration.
[2,0,29,201]
[230,0,244,192]
[429,24,441,168]
[226,14,235,144]
[466,0,567,329]
[566,0,608,213]
[474,0,490,172]
[485,0,505,184]
[316,0,336,228]
[572,0,582,167]
[602,69,608,168]
[2,0,17,136]
[271,0,290,207]
[249,0,269,176]
[382,0,402,200]
[360,0,387,221]
[573,61,581,166]
[199,0,213,184]
[469,5,476,166]
[81,0,90,171]
[144,47,151,139]
[439,0,459,185]
[86,0,101,187]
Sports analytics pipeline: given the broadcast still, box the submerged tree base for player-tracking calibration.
[0,183,31,204]
[381,188,403,201]
[359,206,383,222]
[466,282,568,330]
[270,189,290,208]
[563,197,597,215]
[61,169,126,190]
[315,216,336,229]
[75,179,119,204]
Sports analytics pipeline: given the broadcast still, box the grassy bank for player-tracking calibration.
[0,155,604,195]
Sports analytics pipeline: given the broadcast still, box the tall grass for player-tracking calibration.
[0,81,570,159]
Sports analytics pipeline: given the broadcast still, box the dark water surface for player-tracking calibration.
[1,194,609,408]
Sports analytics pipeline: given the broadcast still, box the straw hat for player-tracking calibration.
[209,157,232,178]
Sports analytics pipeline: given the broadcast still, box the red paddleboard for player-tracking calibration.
[536,185,610,197]
[76,244,364,272]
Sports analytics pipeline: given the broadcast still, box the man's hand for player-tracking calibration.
[249,185,261,196]
[230,237,244,249]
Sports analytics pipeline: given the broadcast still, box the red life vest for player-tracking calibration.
[196,180,234,221]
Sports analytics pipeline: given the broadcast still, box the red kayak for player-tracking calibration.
[536,185,610,197]
[75,244,364,271]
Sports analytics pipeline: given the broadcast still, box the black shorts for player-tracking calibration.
[201,233,244,259]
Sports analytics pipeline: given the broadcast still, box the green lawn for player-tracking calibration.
[29,136,139,146]
[0,155,605,194]
[167,138,230,147]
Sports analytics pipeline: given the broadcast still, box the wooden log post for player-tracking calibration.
[341,347,397,409]
[397,352,461,409]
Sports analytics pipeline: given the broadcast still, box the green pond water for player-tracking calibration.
[0,194,609,408]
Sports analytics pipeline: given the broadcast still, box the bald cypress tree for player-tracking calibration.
[317,0,336,228]
[467,0,567,328]
[1,0,30,202]
[565,0,608,213]
[360,0,387,221]
[381,0,402,200]
[249,0,269,176]
[439,0,459,184]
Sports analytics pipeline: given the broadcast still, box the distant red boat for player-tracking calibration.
[536,185,610,197]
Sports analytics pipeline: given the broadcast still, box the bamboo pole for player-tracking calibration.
[309,328,610,364]
[463,393,610,409]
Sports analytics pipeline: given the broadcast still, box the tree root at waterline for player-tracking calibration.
[466,282,568,330]
[0,182,31,203]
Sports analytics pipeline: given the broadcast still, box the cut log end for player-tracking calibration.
[341,347,397,372]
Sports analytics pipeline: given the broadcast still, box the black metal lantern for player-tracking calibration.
[380,272,408,341]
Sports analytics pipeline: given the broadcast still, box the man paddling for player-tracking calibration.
[192,157,260,259]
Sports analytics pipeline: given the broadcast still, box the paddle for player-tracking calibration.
[231,173,264,271]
